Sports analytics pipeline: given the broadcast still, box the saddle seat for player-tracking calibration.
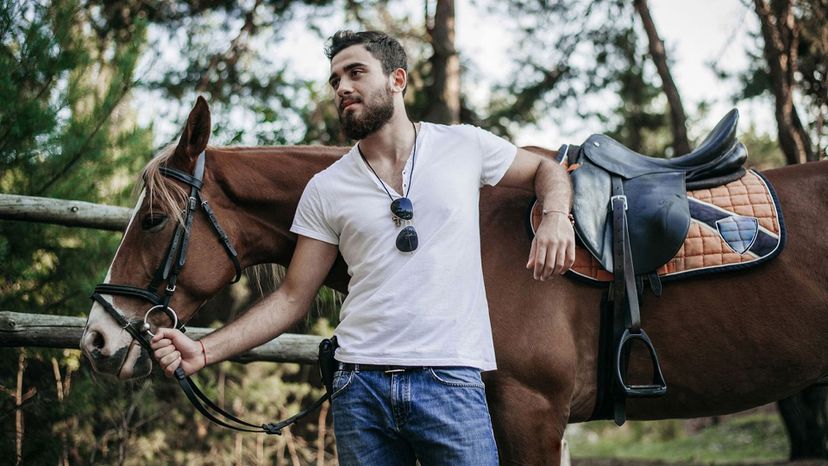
[570,109,748,275]
[585,109,746,182]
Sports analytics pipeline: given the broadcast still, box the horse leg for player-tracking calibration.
[486,373,571,466]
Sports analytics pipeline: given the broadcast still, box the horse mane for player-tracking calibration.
[135,143,346,314]
[137,144,345,225]
[134,144,187,225]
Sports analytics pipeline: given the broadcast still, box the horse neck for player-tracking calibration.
[204,145,344,268]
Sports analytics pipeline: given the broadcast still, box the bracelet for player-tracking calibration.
[542,209,575,223]
[199,339,208,367]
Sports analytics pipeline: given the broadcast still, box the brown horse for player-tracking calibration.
[81,98,828,464]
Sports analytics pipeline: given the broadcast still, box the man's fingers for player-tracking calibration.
[160,350,180,367]
[533,243,547,280]
[565,239,576,271]
[164,357,181,378]
[153,344,176,361]
[555,242,568,275]
[150,337,171,351]
[526,237,538,269]
[543,245,560,280]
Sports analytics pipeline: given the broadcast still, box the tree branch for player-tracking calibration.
[634,0,690,155]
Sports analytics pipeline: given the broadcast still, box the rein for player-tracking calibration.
[90,152,328,435]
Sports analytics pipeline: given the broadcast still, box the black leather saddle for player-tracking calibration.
[570,109,747,275]
[566,109,748,426]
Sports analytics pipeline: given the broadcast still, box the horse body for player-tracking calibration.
[81,100,828,465]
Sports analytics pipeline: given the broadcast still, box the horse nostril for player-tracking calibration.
[91,330,105,350]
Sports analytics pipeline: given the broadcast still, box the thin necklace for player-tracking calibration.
[357,121,417,200]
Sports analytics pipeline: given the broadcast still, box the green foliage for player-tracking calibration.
[0,0,152,315]
[722,0,827,160]
[567,412,788,464]
[483,0,676,148]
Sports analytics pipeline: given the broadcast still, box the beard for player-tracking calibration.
[338,85,395,140]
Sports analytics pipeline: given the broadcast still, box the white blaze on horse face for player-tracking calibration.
[83,189,148,366]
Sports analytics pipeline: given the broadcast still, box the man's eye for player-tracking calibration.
[331,80,339,89]
[351,70,362,77]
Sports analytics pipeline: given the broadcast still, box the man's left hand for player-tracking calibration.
[526,212,575,280]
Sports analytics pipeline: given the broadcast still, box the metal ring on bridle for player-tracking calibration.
[142,305,179,337]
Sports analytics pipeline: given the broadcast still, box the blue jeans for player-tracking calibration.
[330,366,499,466]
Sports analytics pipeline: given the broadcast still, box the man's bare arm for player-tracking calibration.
[498,148,575,280]
[151,236,339,377]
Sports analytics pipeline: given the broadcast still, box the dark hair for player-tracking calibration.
[325,30,407,76]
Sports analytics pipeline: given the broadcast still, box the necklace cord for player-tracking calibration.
[358,121,418,200]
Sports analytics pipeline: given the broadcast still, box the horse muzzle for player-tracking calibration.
[81,303,153,379]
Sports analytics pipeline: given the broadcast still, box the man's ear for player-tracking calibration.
[390,68,407,94]
[172,96,211,169]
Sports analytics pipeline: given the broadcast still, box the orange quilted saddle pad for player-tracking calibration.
[528,169,785,283]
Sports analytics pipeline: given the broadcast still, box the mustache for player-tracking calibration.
[339,97,362,112]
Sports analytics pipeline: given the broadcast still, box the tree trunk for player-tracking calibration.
[778,385,828,459]
[425,0,461,124]
[633,0,691,156]
[753,0,815,165]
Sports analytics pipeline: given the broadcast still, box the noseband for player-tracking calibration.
[89,152,325,435]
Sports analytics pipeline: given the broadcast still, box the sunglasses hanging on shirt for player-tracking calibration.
[358,122,419,252]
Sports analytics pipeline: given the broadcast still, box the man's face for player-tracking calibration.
[329,45,396,140]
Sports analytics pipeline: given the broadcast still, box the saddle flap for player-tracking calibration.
[571,164,690,274]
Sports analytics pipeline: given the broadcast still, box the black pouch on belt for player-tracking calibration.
[318,336,338,395]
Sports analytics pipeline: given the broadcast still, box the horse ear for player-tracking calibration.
[173,96,211,166]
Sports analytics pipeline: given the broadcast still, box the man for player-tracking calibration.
[151,30,575,465]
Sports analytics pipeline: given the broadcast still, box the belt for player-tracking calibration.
[337,362,428,374]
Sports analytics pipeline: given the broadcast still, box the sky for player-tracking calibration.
[136,0,773,150]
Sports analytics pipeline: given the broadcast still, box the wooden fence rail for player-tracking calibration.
[0,195,322,365]
[0,311,320,364]
[0,194,129,231]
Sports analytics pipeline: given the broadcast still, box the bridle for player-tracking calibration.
[91,152,241,343]
[90,152,326,435]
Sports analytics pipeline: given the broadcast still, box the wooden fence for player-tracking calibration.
[0,194,318,364]
[0,193,130,230]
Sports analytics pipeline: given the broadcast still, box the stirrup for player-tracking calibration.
[614,328,667,398]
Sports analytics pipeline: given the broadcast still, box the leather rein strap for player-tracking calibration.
[89,152,325,435]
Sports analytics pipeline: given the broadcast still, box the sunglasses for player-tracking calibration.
[391,197,418,252]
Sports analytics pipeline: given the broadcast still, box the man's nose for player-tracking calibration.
[337,80,353,98]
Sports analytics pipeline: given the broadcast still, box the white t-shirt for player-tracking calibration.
[290,123,517,371]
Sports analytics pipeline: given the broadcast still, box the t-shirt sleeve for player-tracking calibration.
[290,176,339,245]
[475,126,518,186]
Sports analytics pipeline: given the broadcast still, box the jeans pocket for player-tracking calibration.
[331,370,355,400]
[428,367,485,389]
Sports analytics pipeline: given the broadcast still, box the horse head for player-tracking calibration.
[81,97,247,379]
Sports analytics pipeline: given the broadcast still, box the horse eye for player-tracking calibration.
[141,214,168,232]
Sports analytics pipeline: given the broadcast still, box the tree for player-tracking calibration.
[633,0,691,155]
[424,0,461,124]
[738,0,826,164]
[0,1,157,463]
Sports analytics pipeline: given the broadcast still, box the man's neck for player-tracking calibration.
[358,110,416,164]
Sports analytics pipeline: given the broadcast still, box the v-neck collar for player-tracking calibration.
[354,122,424,198]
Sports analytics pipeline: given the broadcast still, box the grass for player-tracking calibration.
[566,411,789,464]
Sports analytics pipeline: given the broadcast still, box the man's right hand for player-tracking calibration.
[151,328,205,378]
